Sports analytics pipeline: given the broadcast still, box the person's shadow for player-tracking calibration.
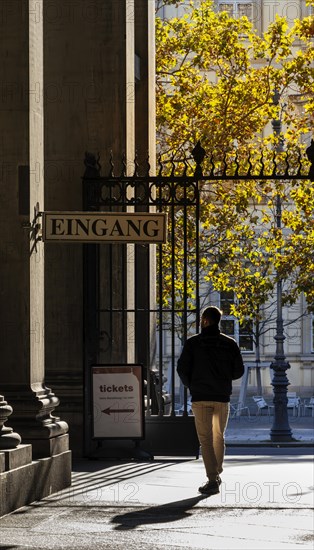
[111,495,207,530]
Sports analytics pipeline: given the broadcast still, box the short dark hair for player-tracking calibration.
[201,306,222,325]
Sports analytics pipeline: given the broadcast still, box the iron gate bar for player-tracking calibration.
[170,187,176,417]
[94,173,312,182]
[97,308,198,313]
[157,239,163,418]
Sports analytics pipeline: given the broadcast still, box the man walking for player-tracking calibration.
[177,306,244,496]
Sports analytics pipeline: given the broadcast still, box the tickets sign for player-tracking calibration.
[92,365,144,439]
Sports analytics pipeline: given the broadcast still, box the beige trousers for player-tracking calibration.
[192,401,230,481]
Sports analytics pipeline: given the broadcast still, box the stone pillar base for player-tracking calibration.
[21,433,70,459]
[0,444,32,472]
[0,449,72,517]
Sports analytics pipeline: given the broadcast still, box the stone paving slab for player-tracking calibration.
[0,449,313,550]
[0,503,312,550]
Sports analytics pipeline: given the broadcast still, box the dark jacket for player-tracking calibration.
[177,325,244,402]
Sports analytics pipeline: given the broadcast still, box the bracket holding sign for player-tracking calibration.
[92,364,145,440]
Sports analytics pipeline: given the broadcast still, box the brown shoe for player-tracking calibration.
[198,478,221,495]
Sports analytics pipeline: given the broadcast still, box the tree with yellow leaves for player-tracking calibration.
[156,0,314,347]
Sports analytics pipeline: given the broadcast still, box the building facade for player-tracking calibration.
[0,0,155,515]
[0,0,312,515]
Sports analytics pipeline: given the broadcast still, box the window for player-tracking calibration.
[219,290,254,352]
[239,319,254,352]
[218,1,253,21]
[220,289,234,316]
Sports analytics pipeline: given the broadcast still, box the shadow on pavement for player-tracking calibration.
[37,460,194,505]
[110,495,207,530]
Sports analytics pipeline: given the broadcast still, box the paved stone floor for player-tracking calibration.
[0,447,313,550]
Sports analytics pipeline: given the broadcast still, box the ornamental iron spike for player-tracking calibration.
[84,151,101,178]
[295,148,301,177]
[192,140,206,165]
[145,151,151,177]
[284,154,289,177]
[306,139,314,181]
[170,155,176,176]
[109,150,114,177]
[208,153,214,177]
[234,150,240,177]
[192,141,206,178]
[247,153,253,177]
[183,155,188,176]
[158,153,163,176]
[121,153,127,177]
[260,150,265,175]
[222,152,227,175]
[133,151,139,177]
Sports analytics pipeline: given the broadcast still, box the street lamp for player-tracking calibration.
[270,90,293,442]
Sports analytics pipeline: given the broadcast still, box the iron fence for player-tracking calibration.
[82,141,313,455]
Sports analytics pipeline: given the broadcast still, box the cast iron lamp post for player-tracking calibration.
[269,91,293,442]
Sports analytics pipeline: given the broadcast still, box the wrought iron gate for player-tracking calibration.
[83,141,314,457]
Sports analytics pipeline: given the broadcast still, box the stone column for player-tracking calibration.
[0,0,69,459]
[134,0,157,372]
[42,0,138,455]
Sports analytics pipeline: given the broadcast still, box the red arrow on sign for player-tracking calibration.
[102,407,135,415]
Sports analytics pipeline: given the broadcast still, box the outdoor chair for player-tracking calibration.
[303,396,314,417]
[252,396,274,416]
[287,392,301,416]
[230,402,250,419]
[177,398,193,416]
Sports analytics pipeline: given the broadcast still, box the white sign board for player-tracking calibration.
[42,211,167,243]
[92,365,144,439]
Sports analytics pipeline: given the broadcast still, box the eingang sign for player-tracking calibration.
[42,211,167,243]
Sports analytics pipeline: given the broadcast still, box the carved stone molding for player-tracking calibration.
[0,395,21,450]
